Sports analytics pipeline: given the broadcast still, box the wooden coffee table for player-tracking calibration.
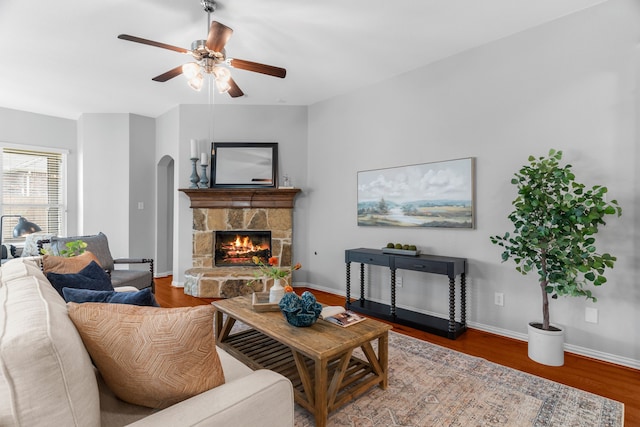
[212,296,392,427]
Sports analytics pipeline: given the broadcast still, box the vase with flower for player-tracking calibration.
[249,256,301,302]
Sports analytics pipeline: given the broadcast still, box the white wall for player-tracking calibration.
[155,107,180,282]
[0,107,78,235]
[78,113,155,260]
[306,0,639,366]
[78,114,129,257]
[129,114,156,262]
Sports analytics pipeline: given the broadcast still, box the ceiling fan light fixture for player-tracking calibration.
[215,78,231,94]
[118,0,285,97]
[182,62,201,79]
[213,66,231,82]
[188,73,204,91]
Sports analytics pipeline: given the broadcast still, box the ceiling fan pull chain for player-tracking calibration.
[209,75,215,144]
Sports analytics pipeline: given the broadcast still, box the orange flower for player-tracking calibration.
[284,285,294,293]
[248,256,303,284]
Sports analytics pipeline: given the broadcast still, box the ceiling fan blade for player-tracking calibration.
[152,65,185,82]
[206,21,233,53]
[118,34,189,54]
[229,58,286,78]
[227,77,244,98]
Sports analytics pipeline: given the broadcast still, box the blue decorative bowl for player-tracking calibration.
[278,291,322,327]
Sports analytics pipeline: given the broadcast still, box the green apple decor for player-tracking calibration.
[490,149,621,365]
[386,243,417,251]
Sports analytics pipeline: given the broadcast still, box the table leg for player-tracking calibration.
[448,276,456,336]
[390,268,397,318]
[379,332,389,389]
[461,273,467,327]
[327,351,352,409]
[292,351,314,407]
[345,262,351,307]
[359,263,365,305]
[360,337,388,390]
[314,358,329,427]
[213,309,223,342]
[213,310,236,345]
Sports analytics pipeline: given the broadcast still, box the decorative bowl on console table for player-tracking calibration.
[381,247,420,256]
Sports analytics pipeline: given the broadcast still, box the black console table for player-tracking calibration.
[345,248,467,339]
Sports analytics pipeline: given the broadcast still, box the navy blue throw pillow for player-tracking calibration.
[46,260,113,297]
[62,287,159,307]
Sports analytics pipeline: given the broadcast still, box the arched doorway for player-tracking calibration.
[156,155,174,276]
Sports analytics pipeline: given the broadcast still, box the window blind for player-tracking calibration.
[1,147,65,242]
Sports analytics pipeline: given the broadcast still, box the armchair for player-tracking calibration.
[38,232,154,291]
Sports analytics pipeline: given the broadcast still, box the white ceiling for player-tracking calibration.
[0,0,606,120]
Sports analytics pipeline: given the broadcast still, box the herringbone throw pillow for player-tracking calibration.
[68,302,225,409]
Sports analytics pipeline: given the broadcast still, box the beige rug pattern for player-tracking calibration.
[293,331,624,427]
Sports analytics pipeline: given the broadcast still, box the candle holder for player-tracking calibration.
[198,164,209,188]
[189,158,200,189]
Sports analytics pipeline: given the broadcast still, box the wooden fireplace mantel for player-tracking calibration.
[179,188,301,209]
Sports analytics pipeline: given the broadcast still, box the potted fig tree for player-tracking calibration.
[490,149,621,366]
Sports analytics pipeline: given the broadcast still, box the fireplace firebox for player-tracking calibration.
[214,230,271,267]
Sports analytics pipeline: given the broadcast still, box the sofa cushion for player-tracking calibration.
[42,250,101,274]
[46,260,114,297]
[67,303,225,409]
[62,287,159,306]
[51,232,115,271]
[97,348,255,427]
[0,258,100,427]
[111,269,152,290]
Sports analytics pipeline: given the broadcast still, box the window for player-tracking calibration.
[1,147,66,242]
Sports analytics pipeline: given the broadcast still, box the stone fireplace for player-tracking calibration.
[180,188,300,298]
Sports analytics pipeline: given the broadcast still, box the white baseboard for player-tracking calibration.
[171,280,184,288]
[562,342,640,370]
[296,283,640,370]
[468,320,640,370]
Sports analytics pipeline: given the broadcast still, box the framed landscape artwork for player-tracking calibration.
[357,158,475,228]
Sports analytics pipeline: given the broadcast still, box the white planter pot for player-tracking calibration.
[527,322,565,367]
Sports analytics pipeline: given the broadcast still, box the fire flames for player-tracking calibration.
[215,231,271,267]
[221,235,267,257]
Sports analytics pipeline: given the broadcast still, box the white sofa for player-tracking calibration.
[0,258,294,426]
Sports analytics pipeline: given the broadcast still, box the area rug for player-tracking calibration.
[293,331,624,427]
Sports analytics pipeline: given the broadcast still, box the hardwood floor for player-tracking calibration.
[154,276,639,425]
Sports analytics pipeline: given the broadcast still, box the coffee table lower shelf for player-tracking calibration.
[219,329,381,413]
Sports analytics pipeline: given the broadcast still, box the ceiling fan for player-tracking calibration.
[117,0,286,97]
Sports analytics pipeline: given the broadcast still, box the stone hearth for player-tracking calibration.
[180,188,300,298]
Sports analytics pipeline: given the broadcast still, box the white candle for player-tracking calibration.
[200,152,209,166]
[190,139,198,159]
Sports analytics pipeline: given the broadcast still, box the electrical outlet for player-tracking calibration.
[396,275,403,287]
[494,292,504,306]
[585,307,598,323]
